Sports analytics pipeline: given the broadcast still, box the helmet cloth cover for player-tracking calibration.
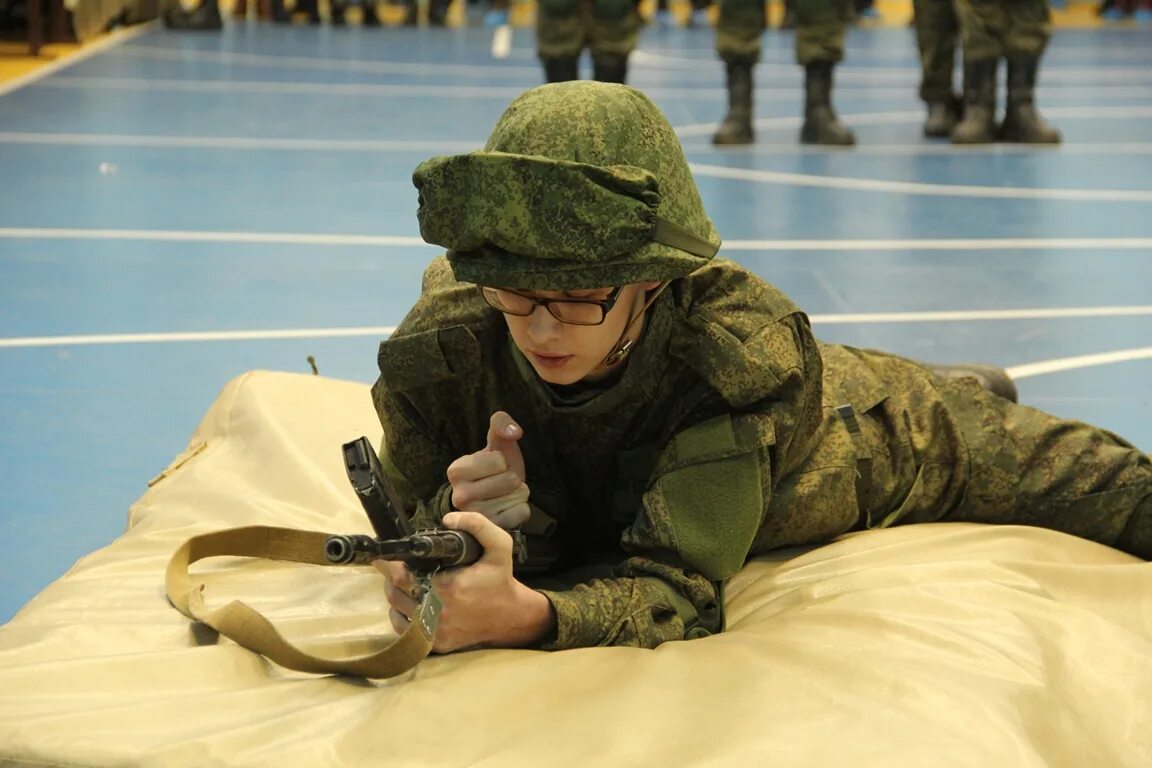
[412,82,722,291]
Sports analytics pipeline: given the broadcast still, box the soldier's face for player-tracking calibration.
[502,282,657,385]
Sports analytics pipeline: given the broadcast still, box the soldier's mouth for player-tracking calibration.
[530,351,573,369]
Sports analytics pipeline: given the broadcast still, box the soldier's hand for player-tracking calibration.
[376,512,554,653]
[446,411,530,529]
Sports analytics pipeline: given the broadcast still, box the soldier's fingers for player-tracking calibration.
[442,511,513,563]
[387,584,417,616]
[485,411,522,453]
[456,484,530,523]
[446,450,507,485]
[491,502,531,529]
[450,471,525,511]
[388,608,410,635]
[374,560,410,591]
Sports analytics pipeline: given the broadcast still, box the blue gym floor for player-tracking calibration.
[1,21,1149,624]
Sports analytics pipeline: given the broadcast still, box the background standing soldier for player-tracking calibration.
[950,0,1061,144]
[912,0,963,138]
[537,0,644,83]
[713,0,855,146]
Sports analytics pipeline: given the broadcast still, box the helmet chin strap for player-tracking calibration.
[596,283,669,371]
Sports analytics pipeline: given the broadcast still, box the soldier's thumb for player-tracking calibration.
[485,411,526,480]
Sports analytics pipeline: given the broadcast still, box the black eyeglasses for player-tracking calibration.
[480,286,624,326]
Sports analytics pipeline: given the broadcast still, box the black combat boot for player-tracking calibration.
[303,0,321,24]
[929,363,1019,403]
[592,53,628,84]
[998,55,1062,144]
[427,0,451,25]
[923,94,962,138]
[800,62,856,146]
[712,61,755,145]
[164,0,223,29]
[950,59,997,144]
[543,57,579,83]
[362,2,381,26]
[402,0,418,25]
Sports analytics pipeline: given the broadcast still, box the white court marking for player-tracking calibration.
[5,229,1152,250]
[33,76,1152,102]
[7,132,1152,157]
[0,24,151,98]
[490,25,512,60]
[689,163,1152,202]
[4,317,1151,383]
[0,132,484,152]
[116,43,1152,84]
[673,106,1152,136]
[1007,347,1152,380]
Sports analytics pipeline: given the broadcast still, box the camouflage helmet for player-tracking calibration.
[411,82,721,291]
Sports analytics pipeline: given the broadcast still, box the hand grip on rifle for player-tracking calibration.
[330,436,484,573]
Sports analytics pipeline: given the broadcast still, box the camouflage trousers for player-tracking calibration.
[536,0,644,60]
[912,0,960,103]
[954,0,1052,61]
[716,0,849,66]
[757,344,1152,561]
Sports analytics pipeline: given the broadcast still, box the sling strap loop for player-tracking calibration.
[165,525,436,678]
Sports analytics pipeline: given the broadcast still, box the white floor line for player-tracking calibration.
[690,163,1152,202]
[633,47,1152,65]
[1007,347,1152,380]
[40,76,533,99]
[9,131,1152,157]
[114,44,1152,83]
[0,132,484,152]
[0,23,153,98]
[0,327,398,348]
[36,74,1152,102]
[4,229,1152,251]
[720,238,1152,250]
[674,106,1152,136]
[0,228,428,246]
[680,142,1152,156]
[118,44,540,78]
[3,308,1149,352]
[807,306,1152,324]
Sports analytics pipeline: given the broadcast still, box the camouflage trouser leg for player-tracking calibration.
[537,0,588,59]
[912,0,960,103]
[589,0,643,58]
[794,0,849,65]
[715,0,766,64]
[846,348,1152,559]
[953,0,1052,61]
[537,0,642,60]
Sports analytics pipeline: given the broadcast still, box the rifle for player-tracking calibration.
[325,436,486,573]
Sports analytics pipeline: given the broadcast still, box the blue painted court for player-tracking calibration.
[1,21,1149,624]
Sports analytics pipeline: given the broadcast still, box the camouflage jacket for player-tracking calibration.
[373,255,843,650]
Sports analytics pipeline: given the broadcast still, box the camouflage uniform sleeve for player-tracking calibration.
[371,382,456,530]
[535,312,824,650]
[536,561,720,649]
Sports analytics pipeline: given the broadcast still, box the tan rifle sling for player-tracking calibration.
[166,525,438,678]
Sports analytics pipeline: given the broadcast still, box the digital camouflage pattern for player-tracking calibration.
[717,0,849,65]
[415,83,721,291]
[374,256,1152,650]
[536,0,643,61]
[954,0,1052,61]
[372,82,1152,651]
[913,0,961,103]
